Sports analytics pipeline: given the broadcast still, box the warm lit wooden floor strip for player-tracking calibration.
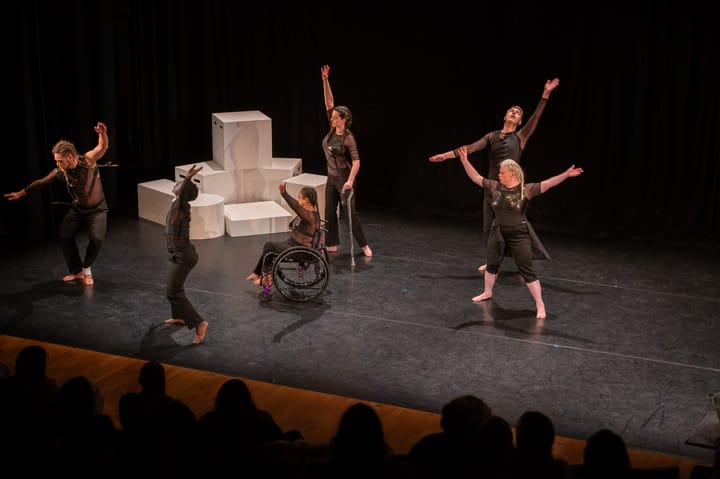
[0,334,709,478]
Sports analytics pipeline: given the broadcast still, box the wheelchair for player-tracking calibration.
[257,222,330,302]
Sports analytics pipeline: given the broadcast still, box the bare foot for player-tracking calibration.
[83,275,94,286]
[478,264,487,272]
[472,292,492,302]
[165,319,186,325]
[362,245,373,257]
[63,272,84,282]
[246,273,262,286]
[326,245,338,253]
[536,304,546,320]
[193,321,208,344]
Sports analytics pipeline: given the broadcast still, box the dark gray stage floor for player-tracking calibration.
[1,208,718,462]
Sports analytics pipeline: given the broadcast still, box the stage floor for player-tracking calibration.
[1,207,718,462]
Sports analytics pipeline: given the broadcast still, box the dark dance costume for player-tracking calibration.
[452,97,550,253]
[165,178,204,330]
[322,108,368,249]
[24,158,108,275]
[482,179,550,283]
[252,190,321,276]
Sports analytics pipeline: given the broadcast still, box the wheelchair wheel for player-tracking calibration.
[272,246,330,302]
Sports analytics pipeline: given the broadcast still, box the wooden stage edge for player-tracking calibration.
[0,334,710,477]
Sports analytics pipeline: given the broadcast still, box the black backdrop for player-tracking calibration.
[5,1,719,247]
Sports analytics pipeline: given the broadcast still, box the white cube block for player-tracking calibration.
[244,157,303,203]
[281,173,328,220]
[224,201,293,237]
[174,161,238,203]
[137,179,175,225]
[272,157,302,176]
[212,111,272,171]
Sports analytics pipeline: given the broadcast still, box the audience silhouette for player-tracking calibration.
[316,402,398,478]
[195,378,303,473]
[512,410,573,479]
[54,375,121,473]
[477,415,516,479]
[409,394,493,478]
[577,428,632,479]
[0,343,706,478]
[117,360,195,475]
[0,345,60,473]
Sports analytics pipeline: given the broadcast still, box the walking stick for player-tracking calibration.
[344,188,355,268]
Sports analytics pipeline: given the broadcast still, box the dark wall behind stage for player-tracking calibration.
[4,2,719,247]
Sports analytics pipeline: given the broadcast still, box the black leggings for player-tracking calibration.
[166,244,204,329]
[485,224,537,283]
[324,175,368,248]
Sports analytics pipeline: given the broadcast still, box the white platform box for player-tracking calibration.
[224,201,292,237]
[280,173,328,220]
[137,179,175,225]
[212,111,272,171]
[174,161,237,203]
[244,157,303,203]
[137,179,225,239]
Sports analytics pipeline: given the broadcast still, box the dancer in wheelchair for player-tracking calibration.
[246,182,320,286]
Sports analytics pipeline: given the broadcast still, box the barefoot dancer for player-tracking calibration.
[164,165,208,344]
[456,146,583,319]
[320,64,372,257]
[4,122,110,286]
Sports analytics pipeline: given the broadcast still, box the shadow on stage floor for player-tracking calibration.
[1,207,718,463]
